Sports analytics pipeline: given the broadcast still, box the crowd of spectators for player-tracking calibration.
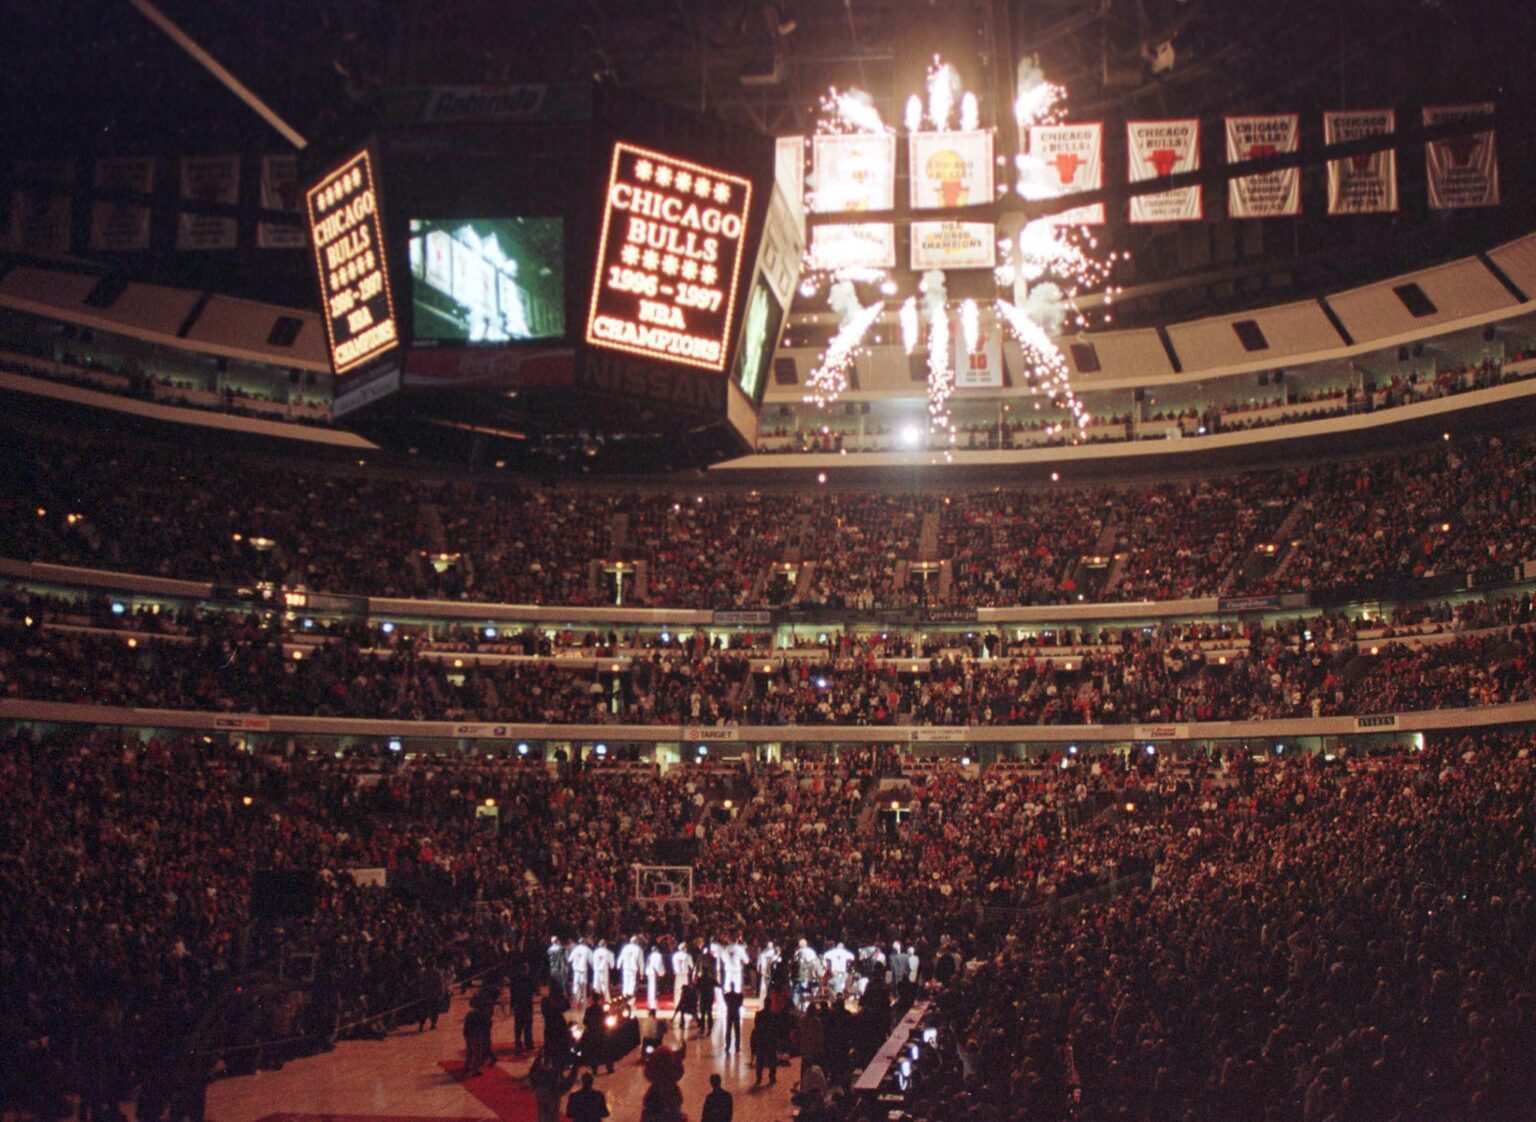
[8,422,1536,610]
[6,722,1535,1122]
[6,586,1536,725]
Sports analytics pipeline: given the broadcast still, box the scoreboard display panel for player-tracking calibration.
[585,142,753,372]
[306,148,400,375]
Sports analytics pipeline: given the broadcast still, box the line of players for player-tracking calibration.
[547,934,923,1011]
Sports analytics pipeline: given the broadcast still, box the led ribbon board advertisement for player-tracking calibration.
[306,149,400,375]
[585,142,753,372]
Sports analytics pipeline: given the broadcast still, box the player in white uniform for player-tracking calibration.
[824,942,855,997]
[645,944,666,1009]
[618,936,644,1000]
[567,938,593,1006]
[793,939,822,1009]
[592,940,615,1001]
[721,938,750,995]
[671,942,694,1007]
[757,941,781,1002]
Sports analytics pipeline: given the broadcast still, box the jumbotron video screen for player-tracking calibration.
[407,217,565,345]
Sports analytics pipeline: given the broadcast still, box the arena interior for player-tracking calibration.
[6,2,1536,1121]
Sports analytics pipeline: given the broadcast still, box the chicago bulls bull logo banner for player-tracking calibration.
[1226,115,1300,218]
[908,130,994,210]
[90,156,156,251]
[1027,123,1104,225]
[1424,104,1499,210]
[1324,110,1398,215]
[1127,119,1201,223]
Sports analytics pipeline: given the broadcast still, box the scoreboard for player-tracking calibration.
[585,142,753,371]
[305,148,399,375]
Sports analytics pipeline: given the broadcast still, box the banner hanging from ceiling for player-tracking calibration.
[176,155,240,251]
[1324,110,1398,215]
[8,159,74,254]
[258,154,306,248]
[953,310,1004,389]
[910,222,996,271]
[811,132,895,271]
[1027,123,1104,225]
[1127,119,1201,223]
[1225,114,1300,218]
[1424,104,1499,210]
[90,156,155,251]
[908,130,993,209]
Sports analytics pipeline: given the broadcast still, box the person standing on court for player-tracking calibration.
[700,1073,733,1122]
[566,1071,609,1122]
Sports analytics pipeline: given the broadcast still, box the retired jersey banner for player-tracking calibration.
[1226,114,1300,218]
[910,222,996,271]
[811,132,895,213]
[1028,124,1104,225]
[176,155,239,250]
[909,131,994,210]
[257,154,306,248]
[90,156,155,251]
[954,310,1004,389]
[1325,110,1398,214]
[1128,119,1201,223]
[775,135,805,232]
[8,159,74,254]
[1424,104,1498,210]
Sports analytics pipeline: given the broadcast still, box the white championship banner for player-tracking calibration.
[1028,123,1105,225]
[775,135,805,232]
[176,155,239,251]
[257,154,306,248]
[953,309,1004,389]
[90,156,155,251]
[8,159,74,254]
[1226,114,1300,218]
[812,132,895,271]
[910,221,995,271]
[1325,110,1398,215]
[1424,104,1499,210]
[1128,119,1201,223]
[908,130,994,209]
[810,223,896,270]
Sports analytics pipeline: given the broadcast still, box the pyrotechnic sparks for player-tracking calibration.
[926,301,954,428]
[805,300,885,408]
[995,297,1090,435]
[900,297,920,354]
[960,299,980,356]
[926,61,958,131]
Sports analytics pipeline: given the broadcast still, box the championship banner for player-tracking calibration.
[176,155,239,250]
[1226,114,1300,218]
[1424,104,1498,210]
[775,135,805,228]
[910,222,995,271]
[811,133,895,272]
[810,223,896,270]
[90,156,155,251]
[257,154,306,248]
[908,131,994,209]
[8,159,74,254]
[953,309,1004,389]
[1127,119,1201,223]
[810,133,894,212]
[1324,110,1398,215]
[1028,124,1104,225]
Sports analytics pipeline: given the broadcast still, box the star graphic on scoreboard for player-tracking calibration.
[713,182,731,204]
[634,160,653,182]
[661,255,679,276]
[694,176,712,198]
[700,264,718,286]
[620,244,641,266]
[674,170,693,193]
[681,259,699,281]
[654,165,674,188]
[642,249,660,271]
